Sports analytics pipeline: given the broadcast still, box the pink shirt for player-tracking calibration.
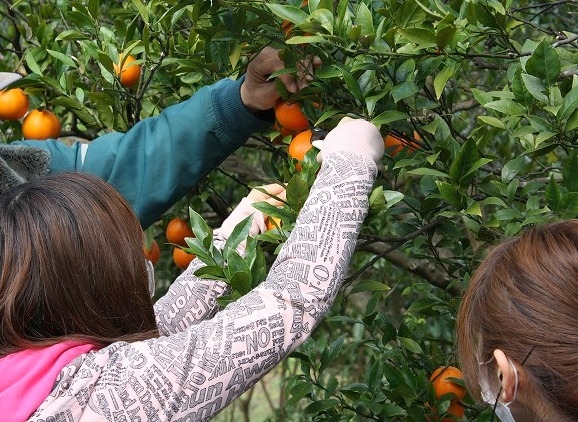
[0,341,97,421]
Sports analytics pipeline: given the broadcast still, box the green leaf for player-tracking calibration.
[287,175,310,212]
[471,88,493,105]
[512,68,534,106]
[484,99,526,116]
[194,266,226,281]
[558,84,578,121]
[563,150,578,193]
[304,399,340,414]
[24,50,43,76]
[350,280,391,294]
[407,168,449,178]
[449,139,480,187]
[436,181,465,210]
[286,35,327,45]
[223,216,252,256]
[130,0,149,24]
[545,175,561,212]
[188,207,213,249]
[525,40,561,87]
[267,4,309,24]
[335,64,364,104]
[464,201,482,217]
[566,109,578,131]
[391,81,420,102]
[229,271,252,295]
[355,2,374,35]
[501,155,526,184]
[433,61,460,99]
[383,190,404,210]
[521,73,548,103]
[398,28,437,49]
[250,244,267,287]
[399,336,423,354]
[478,115,506,129]
[184,237,214,264]
[436,25,456,49]
[287,382,312,407]
[381,403,407,418]
[320,336,345,374]
[371,110,410,126]
[558,193,578,219]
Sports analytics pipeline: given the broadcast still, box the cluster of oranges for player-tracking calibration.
[274,99,423,171]
[165,217,196,270]
[274,99,314,171]
[0,54,140,140]
[0,88,61,140]
[426,365,467,421]
[143,217,197,270]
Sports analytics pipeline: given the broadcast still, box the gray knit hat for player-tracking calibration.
[0,72,51,193]
[0,72,22,90]
[0,145,50,194]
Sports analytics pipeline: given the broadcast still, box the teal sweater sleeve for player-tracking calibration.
[17,77,273,228]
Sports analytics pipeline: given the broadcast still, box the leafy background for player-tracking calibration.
[2,0,578,420]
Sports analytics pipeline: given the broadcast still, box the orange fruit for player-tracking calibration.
[384,130,422,157]
[266,216,282,231]
[166,217,195,246]
[143,239,161,265]
[280,0,308,38]
[444,401,465,421]
[22,109,61,140]
[281,20,294,38]
[430,366,467,401]
[0,88,29,120]
[288,129,313,171]
[274,100,309,132]
[114,54,141,88]
[427,366,467,421]
[173,247,196,270]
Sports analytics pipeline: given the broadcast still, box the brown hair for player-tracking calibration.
[456,220,578,420]
[0,172,158,355]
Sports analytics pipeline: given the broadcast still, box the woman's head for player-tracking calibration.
[456,220,578,420]
[0,172,158,355]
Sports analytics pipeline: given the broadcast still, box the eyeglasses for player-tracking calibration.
[478,346,535,422]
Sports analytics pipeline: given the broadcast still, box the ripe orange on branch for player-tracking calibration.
[166,217,195,246]
[384,130,422,157]
[266,216,283,231]
[22,109,61,140]
[143,239,161,265]
[426,366,467,421]
[275,99,309,132]
[114,54,141,88]
[173,247,196,270]
[0,88,29,120]
[288,129,313,170]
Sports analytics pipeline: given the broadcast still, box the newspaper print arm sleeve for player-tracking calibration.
[39,149,379,421]
[145,149,378,420]
[153,247,230,336]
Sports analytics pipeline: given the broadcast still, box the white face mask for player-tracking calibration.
[145,259,156,297]
[478,356,518,422]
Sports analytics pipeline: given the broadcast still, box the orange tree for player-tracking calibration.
[2,1,578,420]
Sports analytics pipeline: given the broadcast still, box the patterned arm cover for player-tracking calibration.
[31,150,377,421]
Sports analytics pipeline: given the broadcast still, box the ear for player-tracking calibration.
[493,349,519,403]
